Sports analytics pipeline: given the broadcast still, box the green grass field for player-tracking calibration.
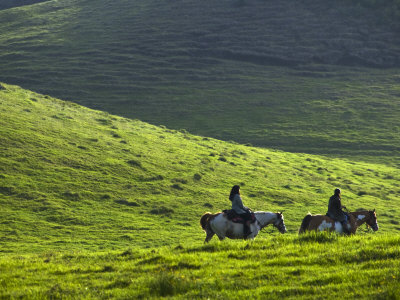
[1,84,400,298]
[2,235,400,299]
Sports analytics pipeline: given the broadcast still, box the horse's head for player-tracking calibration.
[273,212,287,234]
[366,209,379,231]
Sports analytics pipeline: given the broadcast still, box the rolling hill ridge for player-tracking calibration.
[0,0,399,159]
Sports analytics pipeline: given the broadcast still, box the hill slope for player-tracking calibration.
[1,83,400,254]
[0,0,399,159]
[0,0,49,10]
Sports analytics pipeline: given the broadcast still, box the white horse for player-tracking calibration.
[200,211,286,243]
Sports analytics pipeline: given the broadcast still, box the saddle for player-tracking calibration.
[325,212,350,221]
[223,209,256,224]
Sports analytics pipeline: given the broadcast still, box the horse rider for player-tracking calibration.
[229,185,253,237]
[326,188,350,234]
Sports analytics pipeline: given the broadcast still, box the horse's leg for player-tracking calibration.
[245,224,257,239]
[334,221,343,234]
[311,218,320,232]
[204,229,215,243]
[348,215,357,234]
[215,227,226,241]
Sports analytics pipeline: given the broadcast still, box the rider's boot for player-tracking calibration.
[244,221,252,238]
[341,220,350,235]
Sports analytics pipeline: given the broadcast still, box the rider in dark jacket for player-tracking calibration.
[229,185,252,237]
[327,188,350,234]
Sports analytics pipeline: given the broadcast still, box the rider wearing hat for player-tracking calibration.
[327,188,350,234]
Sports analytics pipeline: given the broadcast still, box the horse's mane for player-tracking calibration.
[350,210,373,215]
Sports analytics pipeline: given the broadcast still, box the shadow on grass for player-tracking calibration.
[148,271,192,297]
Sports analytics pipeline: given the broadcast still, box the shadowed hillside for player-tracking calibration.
[0,0,399,160]
[0,0,48,10]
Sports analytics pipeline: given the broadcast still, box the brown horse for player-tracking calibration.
[298,209,378,234]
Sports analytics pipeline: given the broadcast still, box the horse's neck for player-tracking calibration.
[351,211,368,227]
[255,212,276,227]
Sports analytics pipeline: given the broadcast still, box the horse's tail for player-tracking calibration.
[299,214,313,234]
[200,213,212,231]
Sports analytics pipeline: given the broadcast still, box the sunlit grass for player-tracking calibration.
[1,83,400,256]
[1,234,399,298]
[1,84,400,298]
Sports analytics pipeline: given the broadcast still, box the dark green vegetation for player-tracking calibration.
[347,0,400,25]
[1,84,400,298]
[0,0,48,10]
[0,0,399,161]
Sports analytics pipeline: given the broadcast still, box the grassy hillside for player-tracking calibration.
[1,235,400,298]
[1,84,400,298]
[348,0,400,25]
[1,83,400,255]
[0,0,399,161]
[0,0,48,10]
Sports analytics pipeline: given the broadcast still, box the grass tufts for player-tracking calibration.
[171,184,184,190]
[127,159,142,168]
[0,186,15,195]
[150,206,174,216]
[114,199,139,207]
[296,231,339,243]
[62,191,81,201]
[193,173,202,180]
[148,271,191,297]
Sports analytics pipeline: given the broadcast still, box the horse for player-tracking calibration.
[200,211,286,243]
[298,209,378,235]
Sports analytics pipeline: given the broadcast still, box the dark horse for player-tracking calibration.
[299,209,378,234]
